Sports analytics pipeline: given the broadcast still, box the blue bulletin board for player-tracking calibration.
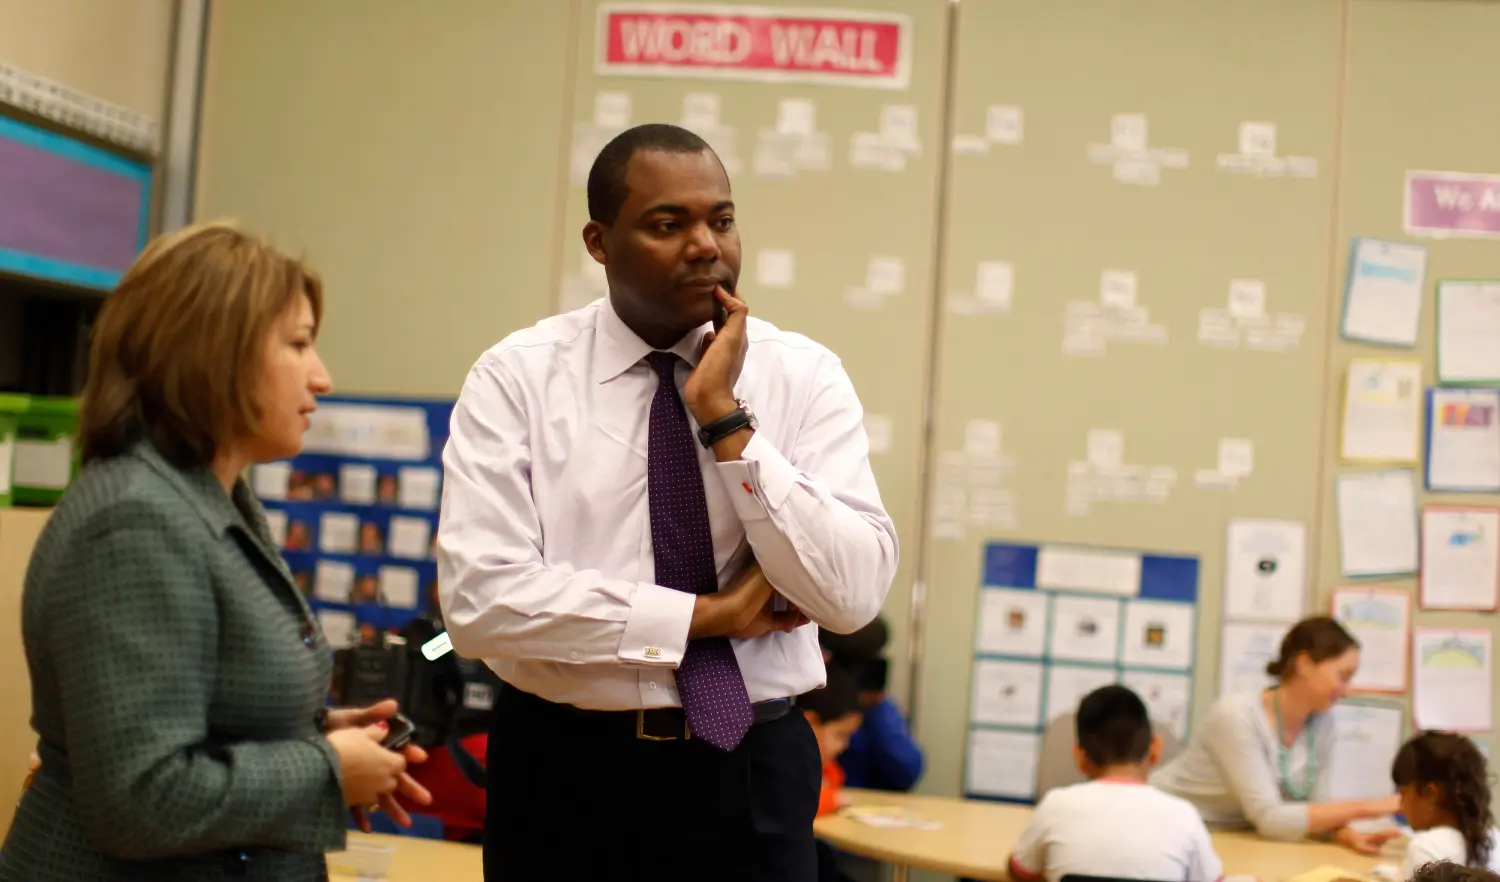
[248,395,453,650]
[964,541,1201,805]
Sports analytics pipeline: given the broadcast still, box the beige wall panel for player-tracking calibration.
[560,0,952,705]
[196,0,577,396]
[918,0,1344,804]
[1315,0,1500,754]
[0,0,174,121]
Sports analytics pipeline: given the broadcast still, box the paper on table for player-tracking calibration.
[1341,238,1427,347]
[1224,519,1307,623]
[1340,359,1422,463]
[1413,628,1492,732]
[1336,470,1419,578]
[976,587,1049,657]
[1427,387,1500,492]
[1119,599,1195,670]
[969,658,1044,728]
[1049,595,1123,664]
[1421,507,1500,610]
[965,729,1040,799]
[1121,669,1191,740]
[1219,622,1285,697]
[1044,664,1119,721]
[319,512,359,554]
[1437,280,1500,383]
[1324,702,1404,801]
[388,515,432,560]
[1331,586,1410,693]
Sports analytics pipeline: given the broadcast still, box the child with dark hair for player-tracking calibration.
[800,664,863,819]
[1392,732,1500,876]
[1409,863,1500,882]
[1009,685,1223,882]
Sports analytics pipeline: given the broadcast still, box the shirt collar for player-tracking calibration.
[130,438,247,536]
[591,294,711,384]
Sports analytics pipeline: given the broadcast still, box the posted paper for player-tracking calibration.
[1119,600,1195,671]
[1223,519,1307,623]
[1219,622,1285,697]
[1436,280,1500,383]
[1049,595,1123,665]
[1336,470,1419,578]
[969,659,1044,728]
[1121,669,1192,741]
[1420,507,1500,611]
[1324,702,1404,801]
[1341,238,1427,347]
[1340,359,1422,464]
[1044,664,1120,722]
[1413,629,1492,732]
[976,588,1049,658]
[966,729,1040,800]
[1427,388,1500,492]
[1331,587,1410,693]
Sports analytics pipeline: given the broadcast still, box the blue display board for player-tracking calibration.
[249,395,453,650]
[965,541,1201,805]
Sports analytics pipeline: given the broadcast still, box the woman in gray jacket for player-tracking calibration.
[1150,616,1400,855]
[0,222,429,880]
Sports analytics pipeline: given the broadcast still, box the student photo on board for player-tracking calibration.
[310,472,337,500]
[285,519,312,552]
[287,470,315,500]
[358,520,384,556]
[352,574,380,605]
[377,474,399,505]
[291,570,313,598]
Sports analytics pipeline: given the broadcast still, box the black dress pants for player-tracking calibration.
[484,685,821,882]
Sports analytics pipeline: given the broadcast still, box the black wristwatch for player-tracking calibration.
[697,400,757,448]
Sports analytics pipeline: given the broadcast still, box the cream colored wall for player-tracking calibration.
[0,0,175,121]
[195,0,578,396]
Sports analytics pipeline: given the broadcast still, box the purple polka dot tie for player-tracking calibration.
[646,351,754,751]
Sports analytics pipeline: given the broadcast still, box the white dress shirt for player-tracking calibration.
[436,296,898,711]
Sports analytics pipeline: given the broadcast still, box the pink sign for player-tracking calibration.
[596,3,911,89]
[1405,170,1500,239]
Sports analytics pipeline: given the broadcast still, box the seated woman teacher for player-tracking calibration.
[1150,616,1400,854]
[0,222,430,881]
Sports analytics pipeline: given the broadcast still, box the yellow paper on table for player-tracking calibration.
[1285,865,1371,882]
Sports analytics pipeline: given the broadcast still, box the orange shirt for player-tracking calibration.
[817,758,846,817]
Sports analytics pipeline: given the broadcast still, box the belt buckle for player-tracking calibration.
[635,710,691,741]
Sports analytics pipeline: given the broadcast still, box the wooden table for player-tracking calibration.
[327,832,481,880]
[815,789,1401,882]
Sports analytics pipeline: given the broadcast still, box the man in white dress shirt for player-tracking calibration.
[436,123,898,881]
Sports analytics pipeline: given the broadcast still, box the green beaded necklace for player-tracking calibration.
[1272,689,1318,801]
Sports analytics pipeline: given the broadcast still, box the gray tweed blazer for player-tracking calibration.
[0,440,346,880]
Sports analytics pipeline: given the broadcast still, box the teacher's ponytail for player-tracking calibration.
[1264,616,1358,682]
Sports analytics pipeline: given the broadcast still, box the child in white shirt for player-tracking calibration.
[1008,685,1224,882]
[1392,731,1500,878]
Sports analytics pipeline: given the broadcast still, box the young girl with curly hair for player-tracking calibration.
[1393,731,1500,876]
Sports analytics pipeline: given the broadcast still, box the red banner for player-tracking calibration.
[596,4,912,90]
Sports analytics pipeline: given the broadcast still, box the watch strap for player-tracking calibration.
[698,407,752,448]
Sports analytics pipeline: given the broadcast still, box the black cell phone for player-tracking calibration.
[381,712,416,751]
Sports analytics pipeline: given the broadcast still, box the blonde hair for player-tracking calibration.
[80,220,323,467]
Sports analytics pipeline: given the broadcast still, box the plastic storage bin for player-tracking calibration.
[13,395,79,506]
[0,394,29,508]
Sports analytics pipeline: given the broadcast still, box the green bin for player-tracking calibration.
[13,395,80,507]
[0,393,30,508]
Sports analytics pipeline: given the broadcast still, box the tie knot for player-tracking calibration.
[646,350,678,379]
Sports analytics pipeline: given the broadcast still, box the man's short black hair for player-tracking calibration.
[586,123,721,224]
[1075,685,1153,767]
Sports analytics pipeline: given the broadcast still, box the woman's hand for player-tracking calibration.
[328,725,407,807]
[1333,825,1400,855]
[324,698,401,731]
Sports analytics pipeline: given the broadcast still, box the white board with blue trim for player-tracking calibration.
[965,541,1201,802]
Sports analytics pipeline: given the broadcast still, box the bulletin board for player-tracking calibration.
[964,541,1200,803]
[249,395,451,651]
[915,0,1346,799]
[1312,0,1500,754]
[554,0,953,705]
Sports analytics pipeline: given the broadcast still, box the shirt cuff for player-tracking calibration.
[618,582,695,667]
[715,432,801,520]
